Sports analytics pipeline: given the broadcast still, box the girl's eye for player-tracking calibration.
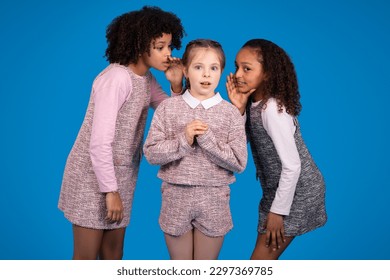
[154,45,164,51]
[211,66,219,71]
[244,67,251,72]
[194,65,202,70]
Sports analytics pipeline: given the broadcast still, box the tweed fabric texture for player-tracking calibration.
[247,102,327,236]
[159,182,232,237]
[58,64,151,229]
[143,95,248,186]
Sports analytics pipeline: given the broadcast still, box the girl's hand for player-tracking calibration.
[185,120,208,146]
[263,212,286,251]
[165,56,183,93]
[226,73,254,115]
[105,192,124,224]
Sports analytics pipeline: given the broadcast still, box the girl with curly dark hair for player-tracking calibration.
[58,6,185,260]
[227,39,327,260]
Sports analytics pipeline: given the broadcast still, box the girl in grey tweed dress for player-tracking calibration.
[227,39,327,260]
[58,6,185,259]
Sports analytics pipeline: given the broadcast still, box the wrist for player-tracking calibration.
[106,190,119,195]
[171,83,183,93]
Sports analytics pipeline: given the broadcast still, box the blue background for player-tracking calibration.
[0,0,389,260]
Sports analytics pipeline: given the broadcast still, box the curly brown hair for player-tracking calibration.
[243,39,301,116]
[105,6,185,65]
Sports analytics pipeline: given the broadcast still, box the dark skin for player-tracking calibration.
[72,225,126,260]
[105,192,124,223]
[72,36,184,260]
[251,232,294,260]
[249,212,294,260]
[226,70,294,260]
[72,192,125,260]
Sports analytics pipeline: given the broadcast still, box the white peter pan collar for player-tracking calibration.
[182,89,223,109]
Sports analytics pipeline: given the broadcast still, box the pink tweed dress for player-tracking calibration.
[59,64,161,229]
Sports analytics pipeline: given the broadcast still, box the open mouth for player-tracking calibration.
[200,82,211,86]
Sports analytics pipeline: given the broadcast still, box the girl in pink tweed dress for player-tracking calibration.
[58,6,185,259]
[143,39,248,259]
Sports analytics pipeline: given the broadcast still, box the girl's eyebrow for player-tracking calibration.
[152,40,171,48]
[192,62,220,66]
[237,61,253,66]
[155,39,170,44]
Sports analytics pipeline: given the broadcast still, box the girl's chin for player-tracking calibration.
[154,65,169,71]
[237,87,250,94]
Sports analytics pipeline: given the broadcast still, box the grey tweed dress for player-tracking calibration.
[58,64,152,229]
[247,102,327,236]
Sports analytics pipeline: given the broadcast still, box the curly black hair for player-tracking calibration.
[243,39,301,116]
[105,6,185,65]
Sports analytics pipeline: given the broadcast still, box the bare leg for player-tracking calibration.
[193,229,224,260]
[250,233,294,260]
[164,230,194,260]
[72,224,103,260]
[99,228,126,260]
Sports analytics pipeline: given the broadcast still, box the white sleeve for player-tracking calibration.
[262,100,301,215]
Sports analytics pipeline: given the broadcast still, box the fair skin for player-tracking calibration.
[183,48,221,145]
[164,48,225,260]
[165,229,224,260]
[74,33,184,260]
[227,47,294,260]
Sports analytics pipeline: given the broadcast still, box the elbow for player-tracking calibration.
[283,159,301,178]
[292,159,301,174]
[143,149,158,165]
[237,151,248,173]
[289,163,301,175]
[234,157,248,174]
[142,146,154,164]
[237,162,247,173]
[89,142,109,166]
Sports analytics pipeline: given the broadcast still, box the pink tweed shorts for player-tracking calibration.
[159,182,233,237]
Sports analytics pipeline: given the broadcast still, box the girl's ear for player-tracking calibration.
[183,68,188,78]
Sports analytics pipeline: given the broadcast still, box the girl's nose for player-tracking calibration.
[235,68,242,78]
[166,48,172,58]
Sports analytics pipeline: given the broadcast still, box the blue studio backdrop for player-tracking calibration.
[0,0,389,259]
